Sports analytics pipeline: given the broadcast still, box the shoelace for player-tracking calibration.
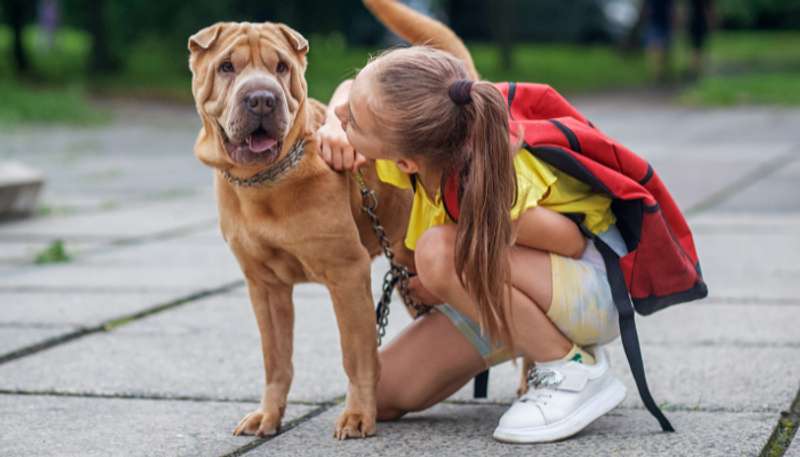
[518,368,564,405]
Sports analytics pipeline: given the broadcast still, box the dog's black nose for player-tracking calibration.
[245,91,277,115]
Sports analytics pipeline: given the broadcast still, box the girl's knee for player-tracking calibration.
[414,225,457,292]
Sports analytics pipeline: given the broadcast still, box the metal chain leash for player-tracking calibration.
[353,170,433,346]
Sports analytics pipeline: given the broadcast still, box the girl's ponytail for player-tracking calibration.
[453,81,520,354]
[366,47,522,354]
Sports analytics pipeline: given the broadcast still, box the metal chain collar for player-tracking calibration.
[219,138,307,187]
[353,170,433,346]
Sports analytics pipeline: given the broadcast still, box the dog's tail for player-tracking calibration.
[363,0,479,81]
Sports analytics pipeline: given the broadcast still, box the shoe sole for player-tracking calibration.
[492,379,627,444]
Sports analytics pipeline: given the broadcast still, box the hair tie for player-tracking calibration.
[450,79,474,105]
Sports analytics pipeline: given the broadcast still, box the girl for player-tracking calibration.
[316,46,628,444]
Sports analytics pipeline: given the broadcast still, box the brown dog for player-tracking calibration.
[188,22,415,439]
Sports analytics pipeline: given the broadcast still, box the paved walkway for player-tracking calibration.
[1,98,798,456]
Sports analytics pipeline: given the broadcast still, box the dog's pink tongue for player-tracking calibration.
[248,134,276,153]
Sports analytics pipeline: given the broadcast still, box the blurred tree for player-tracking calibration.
[717,0,800,30]
[85,0,115,73]
[2,0,32,74]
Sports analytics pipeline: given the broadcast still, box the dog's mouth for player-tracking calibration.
[247,127,277,153]
[219,123,284,166]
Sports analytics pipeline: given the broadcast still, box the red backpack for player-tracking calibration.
[441,82,708,432]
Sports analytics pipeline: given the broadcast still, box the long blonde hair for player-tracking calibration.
[367,46,520,352]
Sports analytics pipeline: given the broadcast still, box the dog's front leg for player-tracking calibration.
[234,276,294,437]
[318,248,380,440]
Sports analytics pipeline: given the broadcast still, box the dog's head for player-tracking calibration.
[189,22,309,169]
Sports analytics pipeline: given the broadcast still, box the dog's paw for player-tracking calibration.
[233,408,283,437]
[333,411,376,440]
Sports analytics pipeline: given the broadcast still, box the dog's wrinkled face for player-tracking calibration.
[189,22,309,167]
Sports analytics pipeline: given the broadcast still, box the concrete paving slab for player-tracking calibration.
[0,326,76,356]
[0,198,217,242]
[648,159,763,211]
[0,263,243,292]
[80,240,238,269]
[445,342,800,413]
[787,437,800,457]
[689,212,800,236]
[0,284,413,403]
[0,291,186,327]
[251,403,772,457]
[693,231,800,301]
[717,158,800,213]
[631,303,800,347]
[0,394,315,457]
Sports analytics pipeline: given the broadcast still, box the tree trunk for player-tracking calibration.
[86,0,114,73]
[4,0,29,74]
[496,0,515,72]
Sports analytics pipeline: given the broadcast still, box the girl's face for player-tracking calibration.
[333,64,420,173]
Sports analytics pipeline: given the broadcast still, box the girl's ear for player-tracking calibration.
[395,158,419,174]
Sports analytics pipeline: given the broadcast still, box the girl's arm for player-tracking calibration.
[514,206,586,259]
[317,79,366,172]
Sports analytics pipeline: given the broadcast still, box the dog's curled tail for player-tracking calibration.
[363,0,479,81]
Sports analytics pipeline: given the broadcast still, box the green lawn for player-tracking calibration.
[1,26,799,124]
[678,31,800,106]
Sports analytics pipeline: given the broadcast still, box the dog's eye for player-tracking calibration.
[276,61,288,73]
[220,61,234,73]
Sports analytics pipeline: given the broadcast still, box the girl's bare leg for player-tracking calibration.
[376,224,576,419]
[376,310,486,420]
[414,224,573,363]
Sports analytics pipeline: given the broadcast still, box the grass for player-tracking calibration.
[2,26,800,124]
[680,72,800,105]
[679,31,800,106]
[34,240,71,264]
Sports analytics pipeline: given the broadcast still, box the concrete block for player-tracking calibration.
[251,403,772,457]
[0,326,76,357]
[0,394,315,457]
[0,162,43,219]
[0,291,188,327]
[0,285,412,403]
[445,343,800,414]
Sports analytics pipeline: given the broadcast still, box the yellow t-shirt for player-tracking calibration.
[375,149,616,251]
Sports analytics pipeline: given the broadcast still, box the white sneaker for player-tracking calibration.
[493,345,626,444]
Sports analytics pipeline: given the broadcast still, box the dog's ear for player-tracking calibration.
[276,24,309,55]
[189,24,222,53]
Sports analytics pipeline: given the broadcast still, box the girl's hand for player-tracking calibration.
[405,275,444,307]
[317,120,366,173]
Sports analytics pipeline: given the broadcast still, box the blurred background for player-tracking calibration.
[0,0,798,126]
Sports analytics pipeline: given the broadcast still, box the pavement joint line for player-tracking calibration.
[220,396,345,457]
[684,146,800,218]
[759,383,800,457]
[0,389,333,406]
[700,297,800,306]
[0,280,245,366]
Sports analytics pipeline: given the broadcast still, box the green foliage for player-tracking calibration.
[681,73,800,105]
[473,43,647,93]
[717,0,800,30]
[680,32,800,106]
[0,80,108,124]
[34,240,71,265]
